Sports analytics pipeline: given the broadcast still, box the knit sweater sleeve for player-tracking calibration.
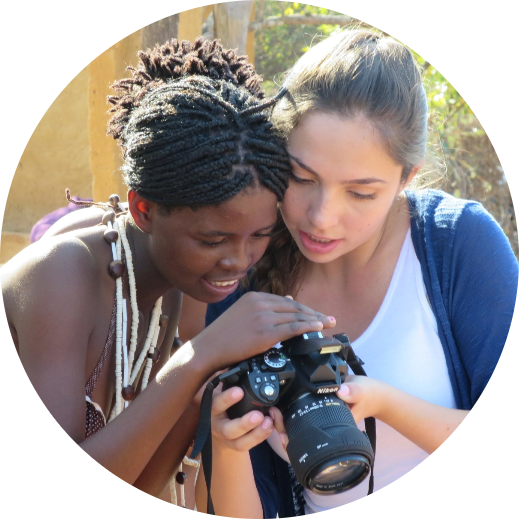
[448,201,518,406]
[409,190,518,409]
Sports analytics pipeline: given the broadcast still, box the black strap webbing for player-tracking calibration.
[189,366,246,515]
[343,346,377,494]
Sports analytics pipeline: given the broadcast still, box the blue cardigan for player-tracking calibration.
[206,190,518,517]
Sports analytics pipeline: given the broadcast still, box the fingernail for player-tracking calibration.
[250,413,263,424]
[262,417,273,430]
[337,385,350,397]
[329,316,335,322]
[281,433,288,450]
[231,388,242,400]
[268,408,275,420]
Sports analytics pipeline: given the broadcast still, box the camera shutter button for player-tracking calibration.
[260,382,277,402]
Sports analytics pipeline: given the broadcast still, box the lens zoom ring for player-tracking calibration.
[284,393,356,438]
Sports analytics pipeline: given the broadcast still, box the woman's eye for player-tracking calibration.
[290,173,314,184]
[350,191,376,201]
[201,239,226,247]
[252,232,273,240]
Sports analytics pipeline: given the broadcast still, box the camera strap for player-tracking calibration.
[342,346,377,495]
[188,365,247,515]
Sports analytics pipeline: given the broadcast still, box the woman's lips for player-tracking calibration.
[298,230,341,254]
[201,277,240,296]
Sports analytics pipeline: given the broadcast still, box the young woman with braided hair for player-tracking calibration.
[205,29,518,516]
[1,37,335,501]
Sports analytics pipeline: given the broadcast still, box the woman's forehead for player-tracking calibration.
[167,188,278,233]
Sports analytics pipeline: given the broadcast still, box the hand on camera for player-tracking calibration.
[211,385,274,452]
[337,375,388,423]
[194,292,336,370]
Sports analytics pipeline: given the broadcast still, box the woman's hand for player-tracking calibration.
[197,385,266,517]
[193,292,336,370]
[337,376,468,454]
[336,375,387,423]
[211,385,274,452]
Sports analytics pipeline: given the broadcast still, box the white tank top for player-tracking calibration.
[267,230,457,513]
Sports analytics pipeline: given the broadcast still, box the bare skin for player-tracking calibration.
[1,186,335,499]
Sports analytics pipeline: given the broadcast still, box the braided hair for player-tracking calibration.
[107,37,291,209]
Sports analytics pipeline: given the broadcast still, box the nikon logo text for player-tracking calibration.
[317,387,337,394]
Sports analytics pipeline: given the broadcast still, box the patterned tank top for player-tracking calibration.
[84,297,117,438]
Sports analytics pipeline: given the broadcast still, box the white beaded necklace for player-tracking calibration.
[100,197,163,420]
[66,191,201,505]
[101,196,201,505]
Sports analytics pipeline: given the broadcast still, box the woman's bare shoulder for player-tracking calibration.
[1,232,101,327]
[41,206,105,239]
[41,203,129,239]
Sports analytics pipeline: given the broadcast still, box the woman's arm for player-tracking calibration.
[3,240,334,487]
[196,386,273,518]
[336,377,468,454]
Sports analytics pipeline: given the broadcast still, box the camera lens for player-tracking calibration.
[284,393,373,495]
[308,454,370,492]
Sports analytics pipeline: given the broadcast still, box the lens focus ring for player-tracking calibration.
[284,393,356,439]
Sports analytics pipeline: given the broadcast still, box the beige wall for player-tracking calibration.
[3,67,93,235]
[89,30,143,203]
[0,6,216,264]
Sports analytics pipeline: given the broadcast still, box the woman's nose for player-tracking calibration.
[218,244,251,272]
[308,193,339,230]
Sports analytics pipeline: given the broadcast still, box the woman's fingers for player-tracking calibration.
[275,295,335,327]
[268,407,285,430]
[212,387,274,450]
[200,291,336,369]
[212,386,244,416]
[219,410,272,442]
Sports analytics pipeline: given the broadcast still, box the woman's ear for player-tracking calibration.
[128,190,153,233]
[401,161,425,191]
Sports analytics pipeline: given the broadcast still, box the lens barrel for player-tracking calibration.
[284,393,373,494]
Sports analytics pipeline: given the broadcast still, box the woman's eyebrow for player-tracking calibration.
[289,154,320,177]
[289,153,386,185]
[198,222,276,238]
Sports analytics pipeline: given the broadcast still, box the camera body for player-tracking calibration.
[223,331,374,495]
[223,331,348,418]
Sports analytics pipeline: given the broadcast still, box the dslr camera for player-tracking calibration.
[222,331,374,495]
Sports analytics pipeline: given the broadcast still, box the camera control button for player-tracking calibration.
[260,383,277,402]
[270,375,277,381]
[255,377,262,384]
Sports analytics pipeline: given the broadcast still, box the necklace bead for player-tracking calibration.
[109,194,121,207]
[122,385,135,401]
[102,209,116,225]
[104,199,162,422]
[148,349,161,363]
[109,260,126,279]
[175,471,187,485]
[159,314,169,328]
[104,228,119,243]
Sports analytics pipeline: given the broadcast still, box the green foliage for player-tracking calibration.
[254,2,346,94]
[254,1,517,255]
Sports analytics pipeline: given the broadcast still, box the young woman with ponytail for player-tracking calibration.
[204,29,518,517]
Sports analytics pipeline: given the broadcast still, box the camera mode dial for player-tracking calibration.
[264,349,288,371]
